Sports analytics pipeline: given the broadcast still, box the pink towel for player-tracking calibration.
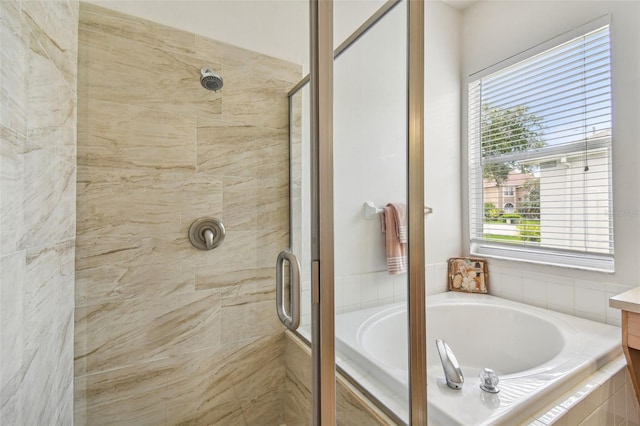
[380,203,407,274]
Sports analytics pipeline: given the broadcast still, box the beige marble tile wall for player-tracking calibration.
[74,3,300,424]
[0,0,78,424]
[283,331,395,425]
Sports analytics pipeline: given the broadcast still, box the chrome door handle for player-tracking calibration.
[276,250,301,331]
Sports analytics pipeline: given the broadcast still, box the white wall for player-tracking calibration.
[461,0,640,325]
[424,0,462,275]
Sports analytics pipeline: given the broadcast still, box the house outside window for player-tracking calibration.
[468,19,614,272]
[503,186,514,197]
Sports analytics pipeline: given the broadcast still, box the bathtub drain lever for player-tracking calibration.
[436,339,464,390]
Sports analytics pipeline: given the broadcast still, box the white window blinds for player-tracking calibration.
[468,23,614,272]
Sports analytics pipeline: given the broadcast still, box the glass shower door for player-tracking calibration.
[333,0,410,423]
[284,1,425,423]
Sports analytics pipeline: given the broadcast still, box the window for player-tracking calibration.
[468,19,614,272]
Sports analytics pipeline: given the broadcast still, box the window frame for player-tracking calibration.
[465,15,615,273]
[502,186,515,197]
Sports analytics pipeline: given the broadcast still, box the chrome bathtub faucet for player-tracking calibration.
[435,339,464,390]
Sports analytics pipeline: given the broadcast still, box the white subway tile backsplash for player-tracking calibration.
[334,259,632,328]
[607,317,622,328]
[574,310,606,324]
[379,297,394,306]
[427,262,448,295]
[547,281,574,310]
[574,279,607,292]
[334,265,436,316]
[502,274,523,290]
[489,267,504,296]
[433,262,449,291]
[426,265,436,295]
[574,288,606,319]
[607,291,623,324]
[342,275,361,309]
[360,274,378,305]
[548,303,575,316]
[547,274,575,286]
[522,271,548,283]
[487,263,635,326]
[435,262,447,283]
[430,283,448,296]
[334,280,344,311]
[343,303,361,313]
[426,263,436,284]
[607,283,635,296]
[523,273,548,308]
[394,276,407,303]
[499,272,523,301]
[501,266,522,278]
[378,275,394,300]
[362,300,377,309]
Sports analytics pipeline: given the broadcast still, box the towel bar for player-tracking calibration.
[363,201,432,220]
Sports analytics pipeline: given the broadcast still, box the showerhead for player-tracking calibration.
[200,68,223,92]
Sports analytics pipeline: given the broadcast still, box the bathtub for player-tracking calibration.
[334,292,622,425]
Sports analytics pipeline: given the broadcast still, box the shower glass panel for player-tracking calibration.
[290,83,313,337]
[334,1,409,423]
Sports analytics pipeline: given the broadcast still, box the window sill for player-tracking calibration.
[470,240,615,274]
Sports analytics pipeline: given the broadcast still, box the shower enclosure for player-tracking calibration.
[73,2,311,424]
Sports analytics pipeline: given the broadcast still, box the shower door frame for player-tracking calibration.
[305,0,426,423]
[407,0,426,423]
[310,0,335,423]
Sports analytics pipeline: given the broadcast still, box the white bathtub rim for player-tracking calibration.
[334,291,622,425]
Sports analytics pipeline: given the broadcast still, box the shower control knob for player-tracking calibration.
[189,217,225,250]
[479,368,500,393]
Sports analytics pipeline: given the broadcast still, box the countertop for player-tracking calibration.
[610,287,640,314]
